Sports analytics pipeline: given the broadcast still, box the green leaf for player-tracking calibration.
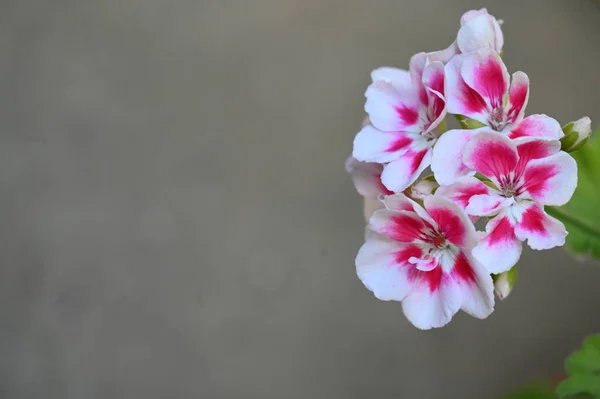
[565,335,600,376]
[556,375,600,398]
[555,334,600,398]
[500,382,557,399]
[546,127,600,259]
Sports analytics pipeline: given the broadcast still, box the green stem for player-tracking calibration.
[454,114,486,129]
[437,118,448,134]
[545,206,600,238]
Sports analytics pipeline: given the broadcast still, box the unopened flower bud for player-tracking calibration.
[560,117,592,153]
[407,177,439,200]
[493,267,517,300]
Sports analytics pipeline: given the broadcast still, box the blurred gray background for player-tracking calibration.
[0,0,599,398]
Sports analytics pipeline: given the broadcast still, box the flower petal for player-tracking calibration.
[514,137,561,176]
[472,214,522,274]
[365,80,421,133]
[444,55,488,122]
[422,61,447,133]
[514,203,567,250]
[353,125,414,163]
[408,195,439,229]
[466,193,512,217]
[370,67,411,88]
[381,147,432,192]
[461,48,509,110]
[515,137,561,163]
[345,156,392,198]
[356,238,419,301]
[411,256,438,272]
[435,176,492,211]
[427,42,459,64]
[368,209,427,243]
[508,114,564,140]
[431,128,480,185]
[423,61,445,95]
[506,71,529,124]
[424,195,477,248]
[460,8,490,25]
[409,53,427,87]
[457,13,503,54]
[449,251,495,319]
[401,273,461,330]
[382,193,415,212]
[463,132,518,183]
[520,152,578,206]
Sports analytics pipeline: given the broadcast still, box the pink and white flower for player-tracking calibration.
[356,193,494,329]
[457,8,504,55]
[431,48,564,185]
[353,54,446,192]
[428,8,504,65]
[446,133,577,273]
[346,5,591,330]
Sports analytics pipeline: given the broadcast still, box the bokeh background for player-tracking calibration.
[1,0,600,398]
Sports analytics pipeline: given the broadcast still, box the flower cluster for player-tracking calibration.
[347,8,591,330]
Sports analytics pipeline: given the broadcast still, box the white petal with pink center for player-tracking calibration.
[370,67,412,89]
[355,194,494,330]
[380,141,433,193]
[466,194,513,217]
[513,202,568,250]
[431,128,486,185]
[507,114,564,140]
[365,80,422,133]
[435,176,491,211]
[353,125,415,164]
[471,212,522,274]
[458,133,577,272]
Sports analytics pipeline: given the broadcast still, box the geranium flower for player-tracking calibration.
[428,8,504,64]
[353,54,446,192]
[356,193,494,329]
[431,48,564,185]
[446,133,577,273]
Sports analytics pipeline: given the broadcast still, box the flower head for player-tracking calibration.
[357,193,494,329]
[442,133,577,273]
[348,7,589,330]
[353,54,446,192]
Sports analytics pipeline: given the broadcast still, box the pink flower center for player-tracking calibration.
[430,231,447,249]
[498,175,524,198]
[488,107,507,131]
